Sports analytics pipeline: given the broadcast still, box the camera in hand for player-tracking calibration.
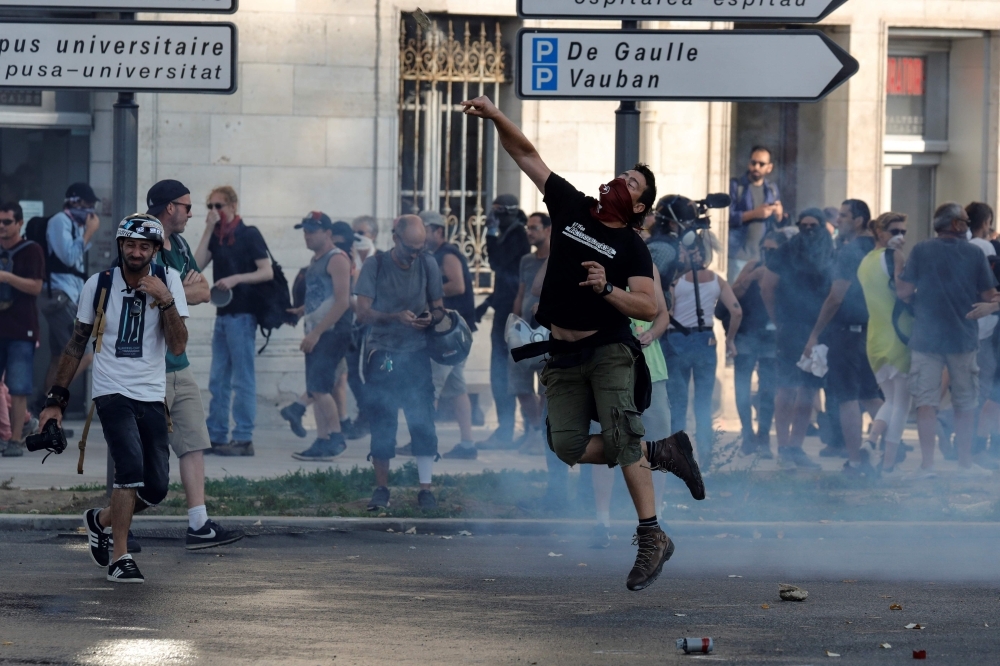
[26,419,68,462]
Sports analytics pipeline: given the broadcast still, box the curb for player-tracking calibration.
[1,515,996,539]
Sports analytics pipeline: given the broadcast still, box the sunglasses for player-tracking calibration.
[889,228,907,237]
[0,218,17,226]
[207,202,227,210]
[129,292,146,318]
[171,201,192,213]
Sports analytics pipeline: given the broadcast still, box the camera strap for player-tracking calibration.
[77,401,95,474]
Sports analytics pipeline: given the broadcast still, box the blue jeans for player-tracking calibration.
[207,313,257,442]
[0,339,34,396]
[665,330,717,456]
[734,332,776,442]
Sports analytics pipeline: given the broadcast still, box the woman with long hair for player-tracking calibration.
[857,212,912,476]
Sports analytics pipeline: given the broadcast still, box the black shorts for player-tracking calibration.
[776,324,824,390]
[305,326,351,395]
[827,325,881,403]
[94,393,170,507]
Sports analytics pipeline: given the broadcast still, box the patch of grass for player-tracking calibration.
[66,482,105,492]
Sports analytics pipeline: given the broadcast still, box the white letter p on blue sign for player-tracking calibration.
[533,38,557,63]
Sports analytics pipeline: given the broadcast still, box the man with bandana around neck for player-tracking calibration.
[462,95,705,592]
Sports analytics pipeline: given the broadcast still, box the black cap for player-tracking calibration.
[330,221,355,245]
[295,211,335,231]
[65,182,98,204]
[146,179,191,216]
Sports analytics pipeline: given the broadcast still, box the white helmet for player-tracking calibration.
[505,313,549,369]
[116,214,165,246]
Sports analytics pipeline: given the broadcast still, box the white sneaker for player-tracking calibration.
[955,465,994,478]
[903,468,938,481]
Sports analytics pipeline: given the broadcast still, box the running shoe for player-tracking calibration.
[475,430,516,450]
[647,431,705,501]
[417,489,438,511]
[779,446,822,469]
[626,526,674,591]
[107,554,144,584]
[84,508,111,567]
[292,436,346,462]
[280,403,308,438]
[367,486,390,511]
[214,440,255,457]
[442,443,478,460]
[186,520,245,550]
[1,439,24,457]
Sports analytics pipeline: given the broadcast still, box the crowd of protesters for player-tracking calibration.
[3,153,999,524]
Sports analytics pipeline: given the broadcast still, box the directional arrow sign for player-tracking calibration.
[517,0,848,23]
[0,0,237,12]
[0,20,237,93]
[516,29,857,102]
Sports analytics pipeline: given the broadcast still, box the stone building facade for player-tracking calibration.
[3,0,1000,410]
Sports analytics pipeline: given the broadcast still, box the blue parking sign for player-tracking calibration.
[532,66,557,91]
[532,38,558,63]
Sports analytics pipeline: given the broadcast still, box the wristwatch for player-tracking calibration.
[601,282,614,297]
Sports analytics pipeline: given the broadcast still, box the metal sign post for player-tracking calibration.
[517,0,848,22]
[614,20,640,177]
[517,29,858,102]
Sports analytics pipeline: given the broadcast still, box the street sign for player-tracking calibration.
[517,0,847,23]
[0,20,237,93]
[516,28,857,102]
[0,0,237,12]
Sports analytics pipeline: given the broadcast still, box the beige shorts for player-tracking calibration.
[165,367,212,457]
[909,350,979,412]
[431,358,467,400]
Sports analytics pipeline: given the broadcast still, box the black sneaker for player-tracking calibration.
[367,486,390,511]
[186,519,245,550]
[590,523,611,549]
[626,526,675,591]
[84,508,111,567]
[780,446,822,469]
[280,403,308,438]
[647,431,705,501]
[417,489,438,511]
[214,440,255,457]
[107,554,144,584]
[292,435,346,462]
[442,444,478,460]
[344,417,370,440]
[108,529,142,554]
[475,430,516,450]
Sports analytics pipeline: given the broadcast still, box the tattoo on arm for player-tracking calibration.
[160,306,188,356]
[53,320,94,388]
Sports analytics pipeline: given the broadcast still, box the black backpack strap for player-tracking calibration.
[884,249,912,346]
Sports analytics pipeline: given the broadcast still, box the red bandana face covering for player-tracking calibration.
[590,178,634,226]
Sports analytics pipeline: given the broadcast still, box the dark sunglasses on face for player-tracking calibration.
[207,202,226,210]
[171,201,192,213]
[0,218,17,226]
[889,228,907,237]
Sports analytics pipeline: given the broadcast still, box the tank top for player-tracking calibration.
[303,247,344,334]
[857,248,911,375]
[631,319,668,383]
[672,272,721,330]
[434,243,478,332]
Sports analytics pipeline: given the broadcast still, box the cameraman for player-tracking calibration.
[38,215,188,584]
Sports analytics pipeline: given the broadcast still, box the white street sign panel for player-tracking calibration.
[517,0,847,23]
[0,0,237,12]
[0,20,237,93]
[516,29,857,102]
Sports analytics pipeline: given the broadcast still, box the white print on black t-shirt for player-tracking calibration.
[115,293,146,358]
[562,222,617,259]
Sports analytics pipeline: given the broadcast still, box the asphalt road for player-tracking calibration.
[1,523,998,665]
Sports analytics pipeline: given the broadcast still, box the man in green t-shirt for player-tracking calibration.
[149,179,242,550]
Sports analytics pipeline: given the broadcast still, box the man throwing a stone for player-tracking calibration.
[462,96,704,591]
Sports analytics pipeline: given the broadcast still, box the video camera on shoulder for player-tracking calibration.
[25,418,68,462]
[653,192,731,286]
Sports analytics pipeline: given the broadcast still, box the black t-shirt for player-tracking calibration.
[207,220,270,316]
[766,241,831,331]
[833,235,876,325]
[536,173,653,335]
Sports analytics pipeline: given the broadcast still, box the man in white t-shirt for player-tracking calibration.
[38,215,189,584]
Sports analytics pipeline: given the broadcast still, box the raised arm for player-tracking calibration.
[462,96,551,193]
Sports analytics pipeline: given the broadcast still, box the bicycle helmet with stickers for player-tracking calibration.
[116,214,165,247]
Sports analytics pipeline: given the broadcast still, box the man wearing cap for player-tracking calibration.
[285,213,354,461]
[419,210,478,459]
[476,194,530,450]
[35,183,101,412]
[148,180,243,549]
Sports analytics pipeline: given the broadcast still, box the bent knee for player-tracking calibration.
[546,419,590,466]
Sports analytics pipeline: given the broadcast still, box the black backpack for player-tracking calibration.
[884,249,914,345]
[251,247,297,354]
[25,215,88,295]
[0,240,38,310]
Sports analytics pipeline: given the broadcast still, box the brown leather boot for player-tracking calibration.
[626,526,675,591]
[648,431,705,500]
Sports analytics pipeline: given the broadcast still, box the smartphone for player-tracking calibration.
[418,311,431,320]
